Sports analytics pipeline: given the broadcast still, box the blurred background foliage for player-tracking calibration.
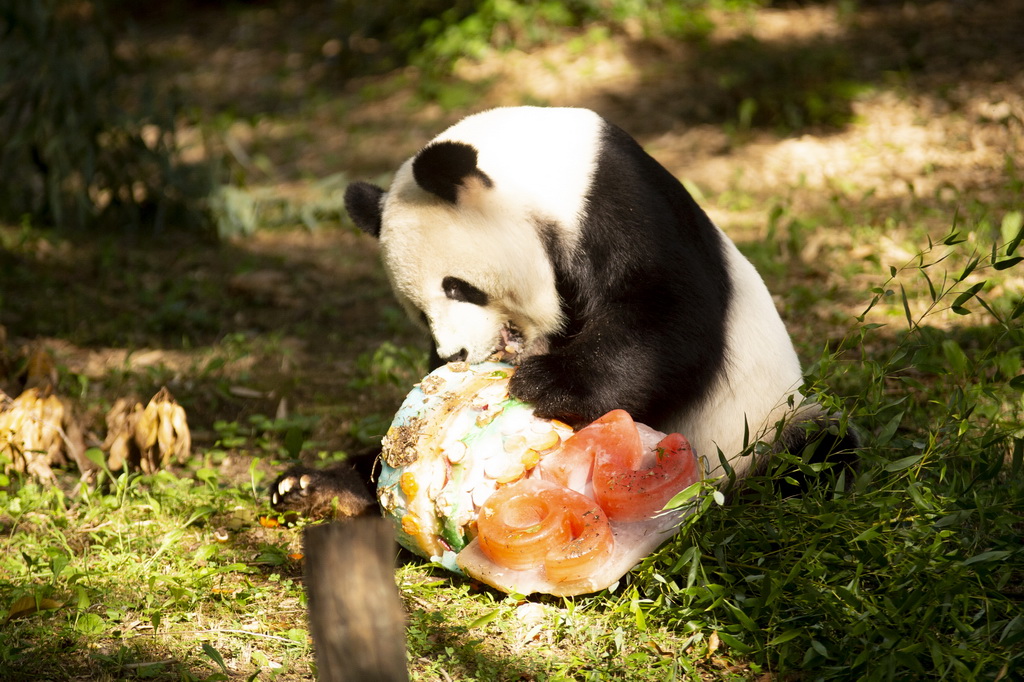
[0,0,214,232]
[330,0,716,76]
[0,0,759,233]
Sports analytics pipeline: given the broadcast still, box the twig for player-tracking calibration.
[128,628,308,645]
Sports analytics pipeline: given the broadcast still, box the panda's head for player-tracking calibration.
[345,107,602,364]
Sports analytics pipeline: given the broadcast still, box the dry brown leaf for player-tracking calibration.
[133,387,191,473]
[706,630,721,658]
[102,398,142,471]
[0,386,88,481]
[5,595,63,623]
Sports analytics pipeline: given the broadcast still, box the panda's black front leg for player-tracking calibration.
[509,339,655,429]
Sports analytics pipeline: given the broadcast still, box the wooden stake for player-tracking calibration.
[304,518,409,682]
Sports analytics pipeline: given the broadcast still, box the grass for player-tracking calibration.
[3,195,1020,682]
[1,460,311,680]
[2,0,1024,680]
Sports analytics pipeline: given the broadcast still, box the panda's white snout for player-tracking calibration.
[439,347,469,363]
[429,300,507,366]
[434,337,494,365]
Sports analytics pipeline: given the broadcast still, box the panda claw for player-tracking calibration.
[268,463,376,521]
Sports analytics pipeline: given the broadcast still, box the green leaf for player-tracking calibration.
[942,230,966,245]
[957,255,981,282]
[885,454,923,472]
[726,603,758,632]
[203,642,230,675]
[899,283,913,328]
[716,631,755,654]
[941,340,969,375]
[467,609,501,629]
[665,481,703,510]
[851,526,882,542]
[962,550,1013,566]
[85,448,106,468]
[1010,375,1024,391]
[993,256,1023,271]
[876,410,904,446]
[1013,299,1024,320]
[74,612,105,634]
[194,544,220,562]
[952,281,985,308]
[196,468,219,484]
[1002,210,1023,254]
[1000,615,1024,645]
[768,629,804,646]
[183,505,217,527]
[920,267,937,302]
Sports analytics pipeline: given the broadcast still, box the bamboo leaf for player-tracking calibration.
[920,267,937,302]
[993,256,1023,271]
[768,629,805,646]
[951,281,985,309]
[962,550,1012,566]
[202,642,229,675]
[900,283,913,328]
[716,631,754,654]
[1002,210,1023,255]
[876,410,904,446]
[885,454,923,472]
[942,230,966,245]
[852,526,881,542]
[956,256,980,282]
[665,481,703,510]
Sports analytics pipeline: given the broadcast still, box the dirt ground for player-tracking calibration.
[2,0,1022,478]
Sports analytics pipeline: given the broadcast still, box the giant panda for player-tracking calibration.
[271,106,855,517]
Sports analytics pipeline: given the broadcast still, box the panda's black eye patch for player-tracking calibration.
[442,276,488,306]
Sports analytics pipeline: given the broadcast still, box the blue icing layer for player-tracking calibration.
[376,361,518,559]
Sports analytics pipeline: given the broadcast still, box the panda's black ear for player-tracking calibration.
[344,182,386,238]
[412,141,492,204]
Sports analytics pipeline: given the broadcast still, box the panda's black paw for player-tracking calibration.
[269,462,375,522]
[509,354,594,429]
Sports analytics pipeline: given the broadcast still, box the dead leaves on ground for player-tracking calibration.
[1,342,192,484]
[0,346,90,482]
[102,387,192,474]
[0,385,89,482]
